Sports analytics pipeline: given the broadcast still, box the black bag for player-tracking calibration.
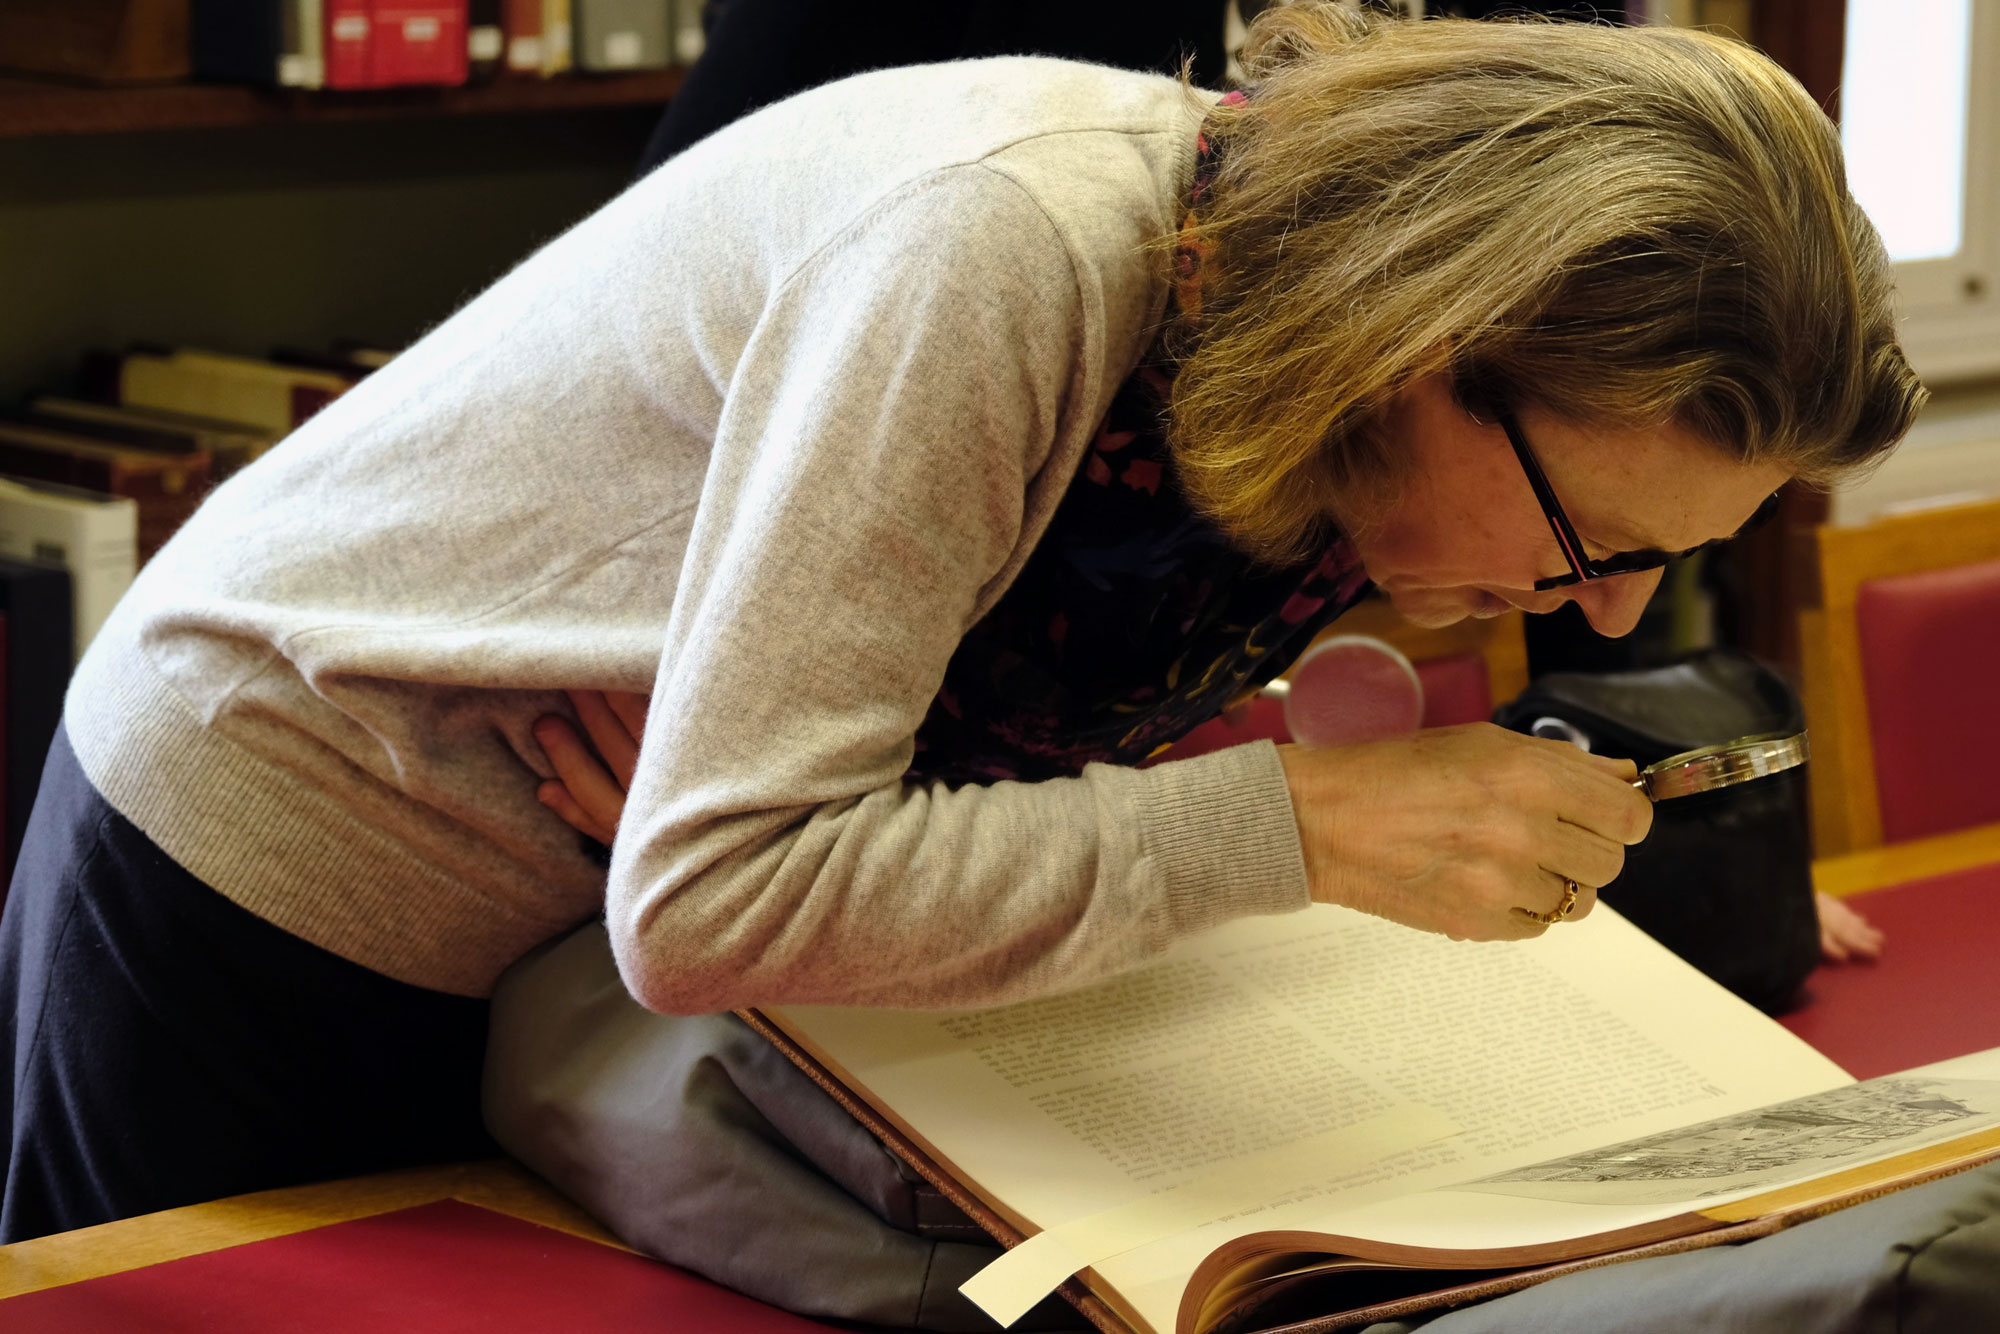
[1492,649,1819,1015]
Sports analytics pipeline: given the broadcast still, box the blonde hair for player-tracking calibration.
[1167,5,1927,562]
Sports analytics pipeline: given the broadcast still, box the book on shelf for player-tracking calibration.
[747,905,2000,1334]
[468,0,505,79]
[374,2,471,87]
[0,418,211,566]
[0,556,71,888]
[319,0,468,88]
[503,0,543,74]
[541,0,574,76]
[671,0,704,65]
[86,346,350,437]
[325,0,373,87]
[0,476,138,667]
[27,397,277,483]
[576,0,671,71]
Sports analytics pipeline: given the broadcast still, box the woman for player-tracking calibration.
[1,6,1921,1248]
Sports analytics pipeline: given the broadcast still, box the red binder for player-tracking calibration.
[326,1,470,88]
[324,0,374,87]
[373,2,469,86]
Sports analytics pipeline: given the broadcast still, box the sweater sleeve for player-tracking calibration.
[608,164,1310,1014]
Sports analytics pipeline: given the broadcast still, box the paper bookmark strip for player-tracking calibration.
[960,1102,1459,1326]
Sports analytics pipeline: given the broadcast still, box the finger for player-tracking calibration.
[1549,760,1653,847]
[1543,817,1628,894]
[534,717,630,833]
[566,690,640,789]
[1565,877,1599,921]
[1581,751,1641,782]
[605,690,650,741]
[1816,892,1884,961]
[538,778,616,847]
[1519,729,1641,784]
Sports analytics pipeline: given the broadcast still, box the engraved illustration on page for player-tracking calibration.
[1450,1077,2000,1206]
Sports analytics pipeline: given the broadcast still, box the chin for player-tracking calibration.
[1382,590,1476,628]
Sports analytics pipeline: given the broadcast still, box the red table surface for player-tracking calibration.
[0,1199,843,1333]
[1781,859,2000,1079]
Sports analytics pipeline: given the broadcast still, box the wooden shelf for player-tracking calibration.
[0,67,685,138]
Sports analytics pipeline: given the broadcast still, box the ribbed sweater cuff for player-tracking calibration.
[1131,740,1311,937]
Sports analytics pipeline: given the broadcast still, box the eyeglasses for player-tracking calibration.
[1494,407,1782,592]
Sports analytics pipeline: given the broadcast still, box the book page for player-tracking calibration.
[769,904,1849,1334]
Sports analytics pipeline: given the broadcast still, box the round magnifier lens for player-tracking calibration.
[1636,731,1809,801]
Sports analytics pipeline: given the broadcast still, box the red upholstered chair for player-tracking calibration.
[1163,597,1528,760]
[1801,495,2000,856]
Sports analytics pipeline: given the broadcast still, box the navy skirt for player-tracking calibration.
[0,723,496,1242]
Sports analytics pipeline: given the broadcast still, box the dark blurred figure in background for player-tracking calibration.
[638,0,1235,173]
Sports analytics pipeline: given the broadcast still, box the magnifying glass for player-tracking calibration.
[1527,718,1809,801]
[1627,731,1809,801]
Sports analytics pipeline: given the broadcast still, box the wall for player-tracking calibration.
[1830,377,2000,526]
[0,107,658,402]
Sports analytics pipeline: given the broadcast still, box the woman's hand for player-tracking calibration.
[532,689,650,847]
[1277,722,1653,941]
[1815,889,1884,963]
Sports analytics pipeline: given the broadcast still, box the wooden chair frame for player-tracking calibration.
[1799,495,2000,857]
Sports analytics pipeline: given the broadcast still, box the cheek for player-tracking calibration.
[1360,494,1523,589]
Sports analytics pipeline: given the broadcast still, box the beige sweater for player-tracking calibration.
[66,59,1312,1006]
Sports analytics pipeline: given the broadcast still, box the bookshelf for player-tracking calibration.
[0,68,686,138]
[0,64,679,869]
[0,72,673,404]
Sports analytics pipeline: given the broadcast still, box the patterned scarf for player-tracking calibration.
[908,92,1372,785]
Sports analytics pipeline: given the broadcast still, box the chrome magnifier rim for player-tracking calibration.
[1634,731,1809,801]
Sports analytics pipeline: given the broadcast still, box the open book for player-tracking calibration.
[744,904,2000,1334]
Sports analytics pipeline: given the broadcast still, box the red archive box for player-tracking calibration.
[326,0,469,87]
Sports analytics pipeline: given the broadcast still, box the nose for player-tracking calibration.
[1568,569,1666,637]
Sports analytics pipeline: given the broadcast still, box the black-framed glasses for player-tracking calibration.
[1495,407,1782,592]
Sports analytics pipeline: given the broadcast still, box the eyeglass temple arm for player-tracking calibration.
[1499,415,1591,578]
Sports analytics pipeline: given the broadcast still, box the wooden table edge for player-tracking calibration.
[1812,820,2000,899]
[0,1157,625,1300]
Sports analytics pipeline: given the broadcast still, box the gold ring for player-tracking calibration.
[1516,878,1580,926]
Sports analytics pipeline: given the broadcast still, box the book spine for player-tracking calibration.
[324,0,376,87]
[280,0,329,87]
[0,448,207,568]
[372,1,471,86]
[502,0,542,73]
[116,354,343,435]
[468,0,504,80]
[0,482,139,666]
[671,0,703,65]
[540,0,572,76]
[576,0,670,71]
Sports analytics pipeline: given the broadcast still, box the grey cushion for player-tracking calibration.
[1362,1158,2000,1334]
[482,922,1084,1331]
